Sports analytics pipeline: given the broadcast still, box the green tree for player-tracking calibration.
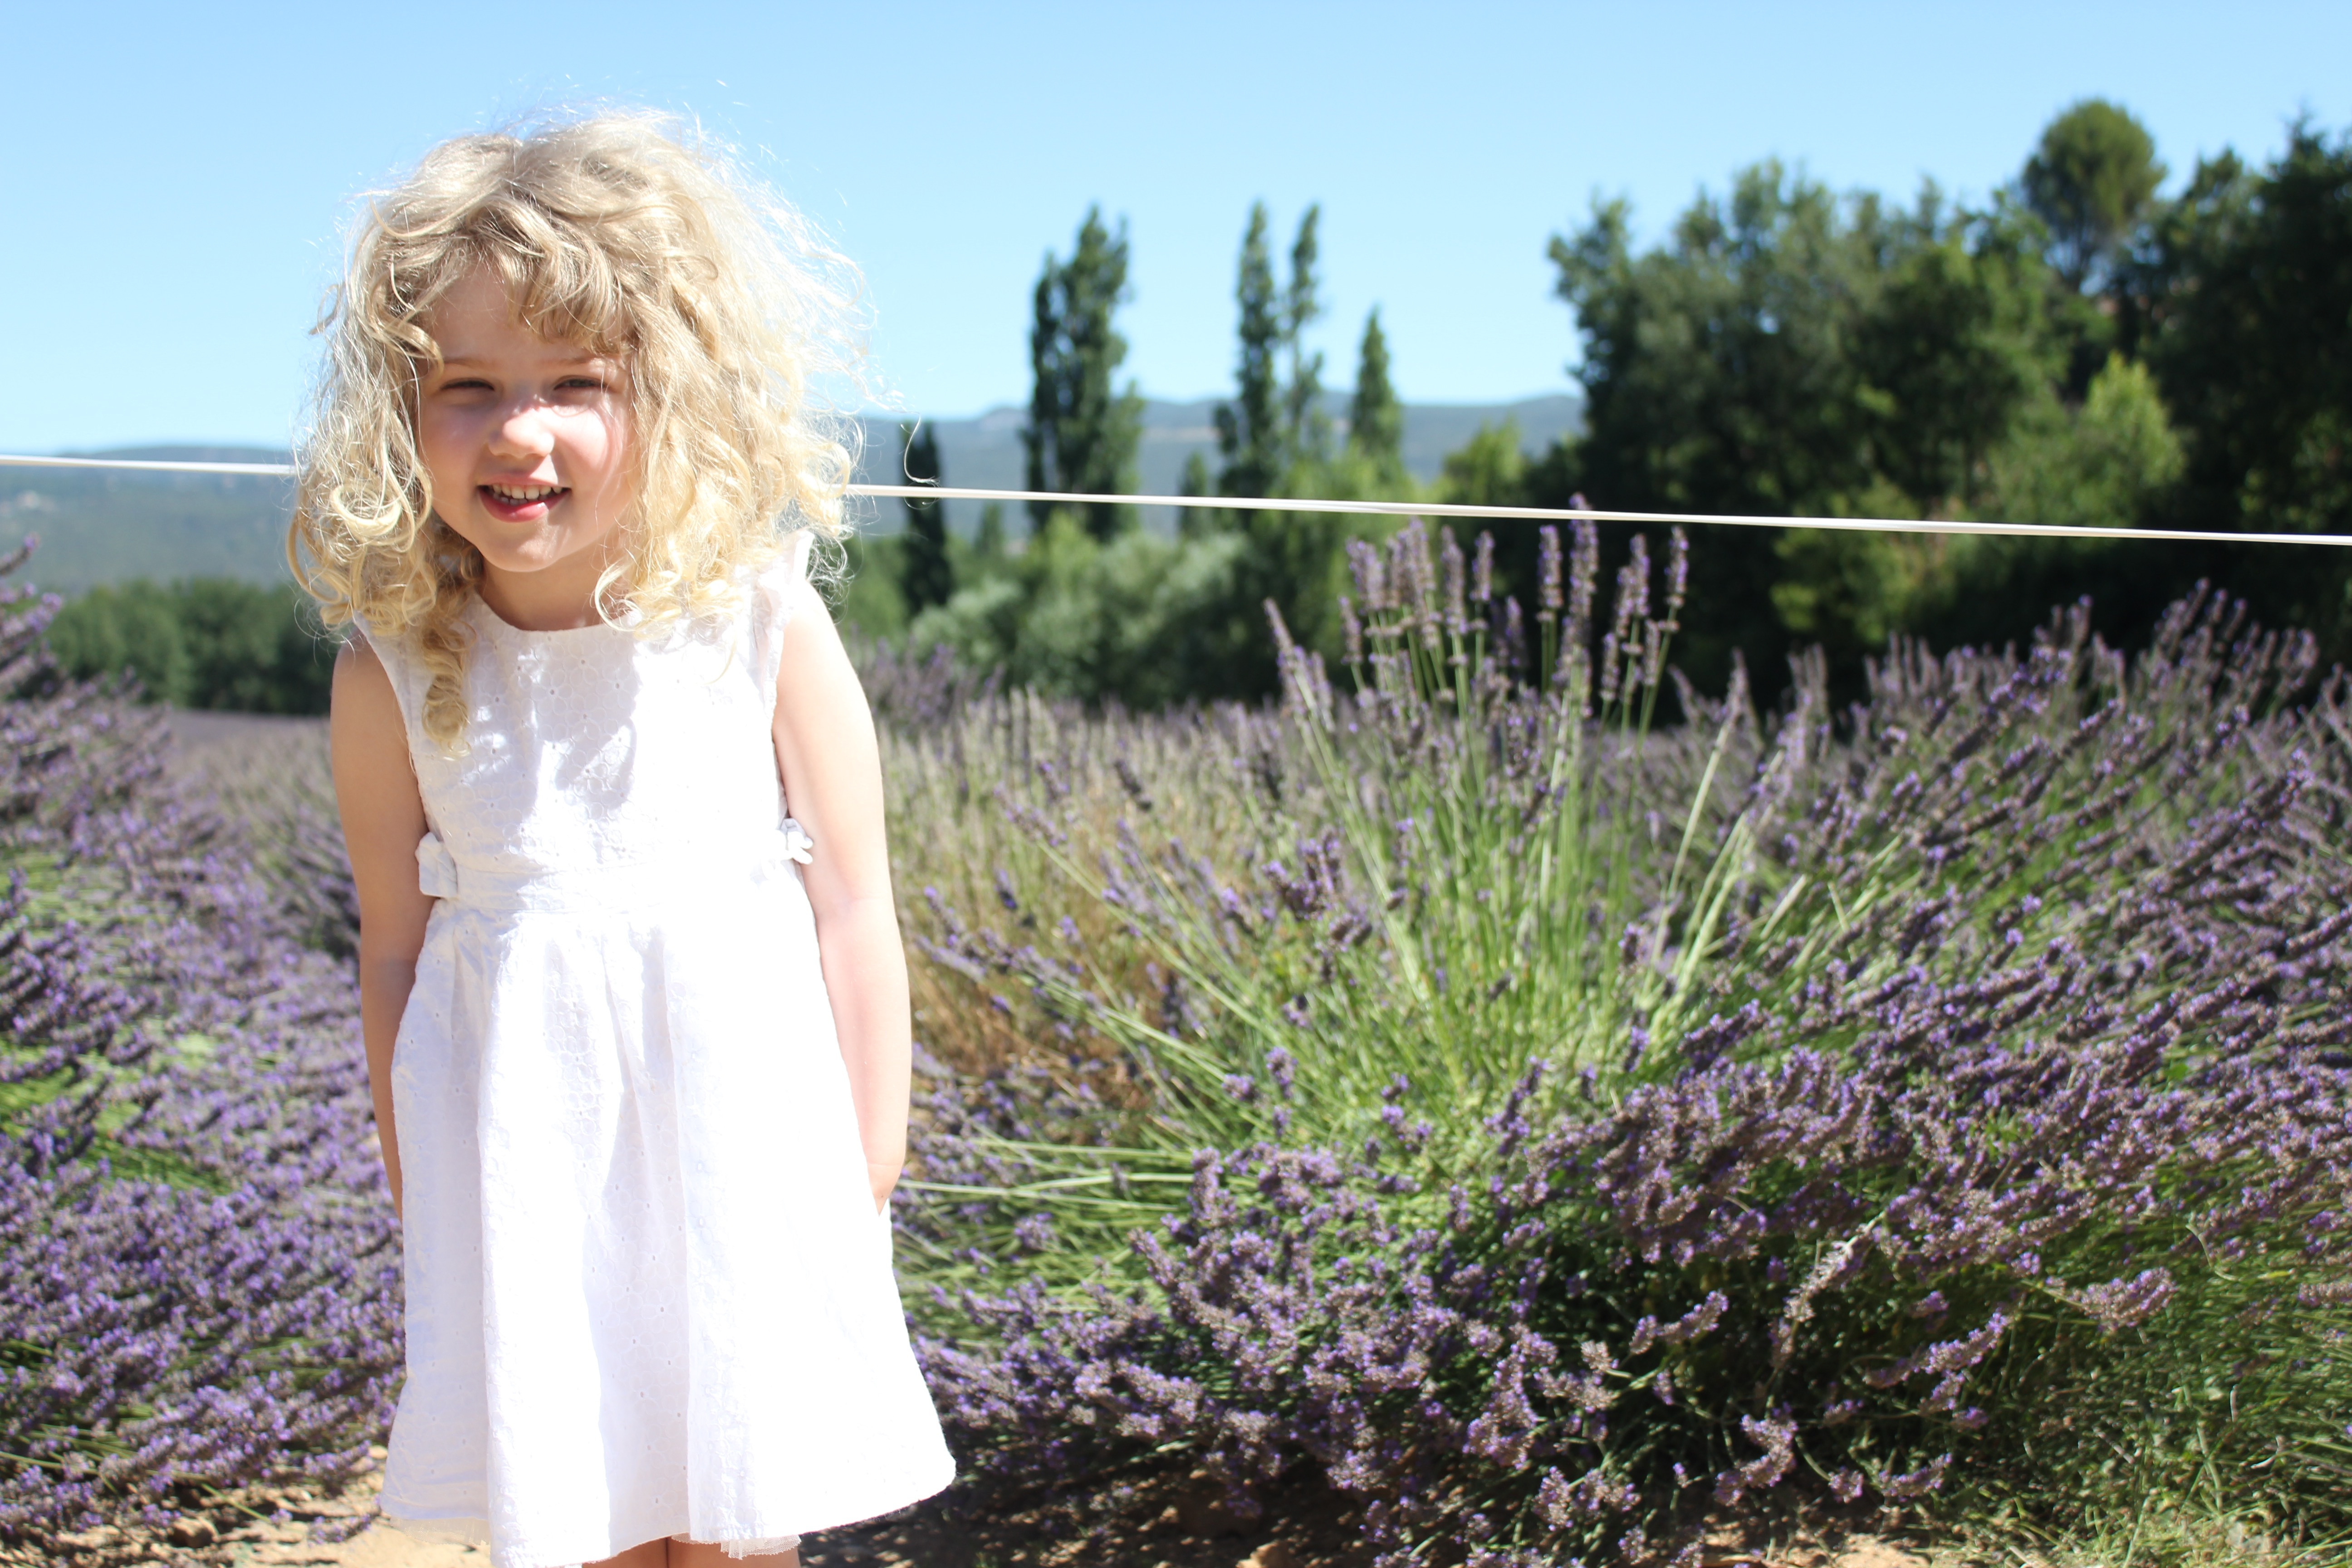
[1215,203,1284,501]
[1179,450,1214,500]
[1284,204,1330,463]
[1549,166,1888,687]
[1856,196,2061,509]
[960,201,1367,706]
[1214,202,1329,495]
[1546,162,2075,690]
[1025,208,1145,539]
[1982,353,2185,531]
[2024,99,2166,291]
[1436,420,1527,506]
[833,534,910,641]
[47,581,191,703]
[974,501,1008,564]
[1348,308,1405,482]
[1875,354,2193,660]
[1177,451,1220,540]
[48,579,336,713]
[910,514,1251,709]
[2133,122,2352,650]
[897,421,953,614]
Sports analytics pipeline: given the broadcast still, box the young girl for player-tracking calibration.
[297,115,955,1568]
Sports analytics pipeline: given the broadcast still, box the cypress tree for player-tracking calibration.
[1218,203,1334,499]
[1348,306,1405,481]
[1211,202,1352,695]
[1024,207,1145,539]
[1215,203,1284,500]
[1177,450,1217,539]
[896,421,952,614]
[1284,205,1328,462]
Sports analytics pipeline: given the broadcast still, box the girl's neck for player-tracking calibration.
[475,546,625,632]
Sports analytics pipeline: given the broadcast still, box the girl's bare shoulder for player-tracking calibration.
[332,634,408,757]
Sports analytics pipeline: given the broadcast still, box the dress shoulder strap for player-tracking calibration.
[350,619,437,753]
[748,530,817,715]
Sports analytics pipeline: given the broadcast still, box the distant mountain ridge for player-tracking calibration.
[0,395,1581,593]
[0,447,296,597]
[890,393,1581,535]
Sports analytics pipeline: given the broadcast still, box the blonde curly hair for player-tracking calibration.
[291,111,866,750]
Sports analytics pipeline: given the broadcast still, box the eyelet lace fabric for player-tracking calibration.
[365,537,953,1568]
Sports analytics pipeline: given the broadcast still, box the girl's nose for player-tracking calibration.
[487,403,558,460]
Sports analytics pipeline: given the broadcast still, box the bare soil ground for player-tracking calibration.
[36,1464,1962,1568]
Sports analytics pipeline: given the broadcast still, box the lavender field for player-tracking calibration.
[1,529,2348,1566]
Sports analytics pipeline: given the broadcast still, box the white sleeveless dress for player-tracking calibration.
[367,539,954,1568]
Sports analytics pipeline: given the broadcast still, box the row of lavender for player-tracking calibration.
[0,548,399,1543]
[890,523,2352,1562]
[2,518,2348,1559]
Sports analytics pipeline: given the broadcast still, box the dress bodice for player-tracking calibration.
[370,542,808,902]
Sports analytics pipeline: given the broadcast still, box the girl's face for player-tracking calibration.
[416,265,633,619]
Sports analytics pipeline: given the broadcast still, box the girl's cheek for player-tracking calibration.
[421,410,475,475]
[581,412,629,493]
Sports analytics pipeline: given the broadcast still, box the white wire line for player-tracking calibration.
[860,485,2352,550]
[0,453,299,478]
[4,452,2349,550]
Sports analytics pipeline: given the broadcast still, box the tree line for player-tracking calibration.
[873,99,2352,706]
[47,578,336,714]
[50,102,2349,715]
[869,199,1423,704]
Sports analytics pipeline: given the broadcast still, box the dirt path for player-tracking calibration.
[227,1494,1945,1568]
[228,1520,484,1568]
[239,1521,1941,1568]
[127,1445,1950,1568]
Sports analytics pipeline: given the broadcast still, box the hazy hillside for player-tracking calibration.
[0,394,1580,590]
[0,448,295,596]
[881,393,1582,535]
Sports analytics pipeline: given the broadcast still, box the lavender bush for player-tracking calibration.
[0,544,397,1547]
[892,522,2352,1558]
[3,508,2345,1559]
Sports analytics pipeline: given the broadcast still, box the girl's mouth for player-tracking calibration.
[479,483,569,522]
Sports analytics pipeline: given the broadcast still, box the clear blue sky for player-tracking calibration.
[4,0,2346,451]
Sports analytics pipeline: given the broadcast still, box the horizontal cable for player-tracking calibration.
[4,454,2347,550]
[862,485,2352,549]
[0,453,299,478]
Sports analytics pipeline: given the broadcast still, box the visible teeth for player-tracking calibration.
[488,484,563,503]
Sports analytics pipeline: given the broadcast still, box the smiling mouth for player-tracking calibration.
[478,482,570,520]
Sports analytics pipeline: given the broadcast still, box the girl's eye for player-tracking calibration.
[560,376,608,392]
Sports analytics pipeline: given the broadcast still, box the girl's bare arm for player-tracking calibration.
[330,638,436,1219]
[769,578,911,1213]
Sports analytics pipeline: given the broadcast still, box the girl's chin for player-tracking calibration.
[476,544,586,577]
[472,532,633,589]
[448,518,622,575]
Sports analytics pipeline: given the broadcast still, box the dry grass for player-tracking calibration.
[878,689,1294,1087]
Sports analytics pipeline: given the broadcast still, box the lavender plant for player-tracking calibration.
[903,521,1743,1273]
[894,524,2352,1558]
[0,545,397,1548]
